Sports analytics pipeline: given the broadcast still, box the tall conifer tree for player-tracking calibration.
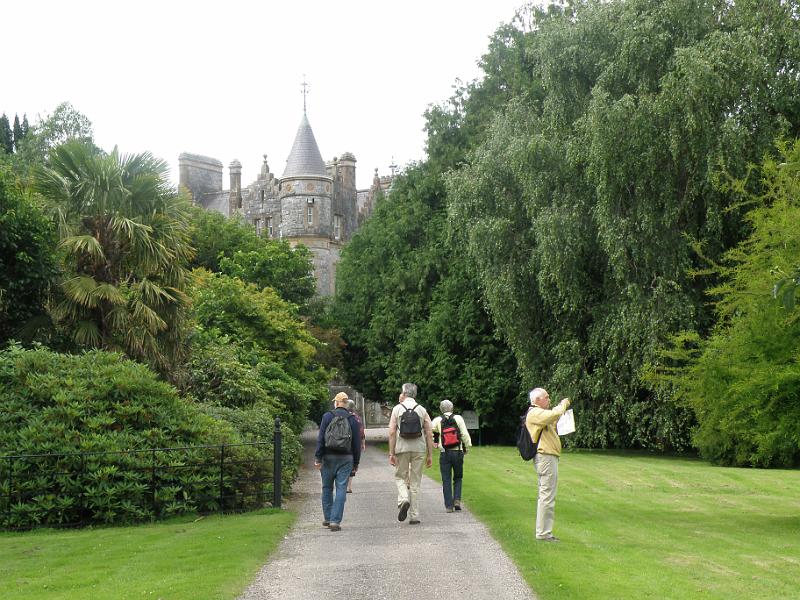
[12,114,23,152]
[0,114,12,154]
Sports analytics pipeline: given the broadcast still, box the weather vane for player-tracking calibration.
[301,76,309,114]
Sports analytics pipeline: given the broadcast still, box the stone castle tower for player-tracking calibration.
[179,111,390,296]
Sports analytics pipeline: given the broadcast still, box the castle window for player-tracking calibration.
[334,214,342,240]
[254,218,262,236]
[260,189,265,204]
[307,205,314,225]
[267,216,273,237]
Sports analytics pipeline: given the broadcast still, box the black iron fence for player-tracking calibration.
[1,418,284,531]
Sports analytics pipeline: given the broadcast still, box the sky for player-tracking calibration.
[3,0,529,190]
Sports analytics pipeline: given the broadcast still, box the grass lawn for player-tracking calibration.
[0,508,295,600]
[428,447,800,600]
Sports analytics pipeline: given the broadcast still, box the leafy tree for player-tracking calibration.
[654,140,800,467]
[11,102,94,176]
[188,206,261,272]
[188,269,328,431]
[218,241,316,308]
[34,141,193,375]
[0,114,12,154]
[0,167,59,343]
[332,163,521,439]
[445,0,800,450]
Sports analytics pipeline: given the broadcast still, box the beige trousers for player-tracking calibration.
[534,453,559,538]
[395,451,425,520]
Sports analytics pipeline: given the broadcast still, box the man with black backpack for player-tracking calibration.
[387,383,433,525]
[526,388,570,542]
[431,400,472,513]
[315,392,362,532]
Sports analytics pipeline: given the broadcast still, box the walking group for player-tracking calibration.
[314,383,571,542]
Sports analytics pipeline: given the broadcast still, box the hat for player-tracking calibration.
[333,392,349,403]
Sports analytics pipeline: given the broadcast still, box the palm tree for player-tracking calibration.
[35,141,194,374]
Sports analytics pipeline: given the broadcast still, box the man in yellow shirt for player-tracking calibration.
[525,388,570,542]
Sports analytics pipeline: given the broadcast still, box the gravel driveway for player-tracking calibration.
[238,428,537,600]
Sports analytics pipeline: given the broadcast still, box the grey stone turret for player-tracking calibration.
[282,114,327,178]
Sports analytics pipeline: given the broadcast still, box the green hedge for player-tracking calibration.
[0,346,290,529]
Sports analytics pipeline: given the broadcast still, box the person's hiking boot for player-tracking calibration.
[329,523,342,532]
[446,506,455,513]
[536,535,560,542]
[409,519,421,525]
[454,500,462,511]
[322,520,330,527]
[398,500,410,522]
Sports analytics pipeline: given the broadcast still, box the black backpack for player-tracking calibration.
[324,411,353,452]
[399,403,423,438]
[517,408,543,461]
[440,414,461,449]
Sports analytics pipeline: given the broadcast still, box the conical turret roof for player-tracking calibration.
[282,113,328,179]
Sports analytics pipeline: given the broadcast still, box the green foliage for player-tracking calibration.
[661,141,800,467]
[34,141,194,376]
[445,0,800,451]
[9,102,94,177]
[189,270,328,431]
[188,206,261,273]
[218,241,316,307]
[331,163,521,439]
[189,205,316,307]
[197,402,302,491]
[0,346,275,528]
[0,168,58,343]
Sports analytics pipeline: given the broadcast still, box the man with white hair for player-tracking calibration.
[431,399,472,512]
[388,382,433,524]
[526,387,570,542]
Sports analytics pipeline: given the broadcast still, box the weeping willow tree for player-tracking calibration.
[35,141,194,375]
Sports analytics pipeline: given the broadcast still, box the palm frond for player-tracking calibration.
[72,319,101,346]
[91,283,126,306]
[131,300,168,333]
[59,235,106,262]
[62,275,100,308]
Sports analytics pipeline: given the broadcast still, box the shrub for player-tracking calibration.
[197,402,302,493]
[0,346,284,528]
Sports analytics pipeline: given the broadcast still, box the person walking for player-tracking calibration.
[315,392,362,532]
[346,398,366,493]
[431,399,472,513]
[387,383,433,525]
[526,388,570,542]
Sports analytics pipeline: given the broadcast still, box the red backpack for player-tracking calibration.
[440,414,461,449]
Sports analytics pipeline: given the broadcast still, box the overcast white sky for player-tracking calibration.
[4,0,529,190]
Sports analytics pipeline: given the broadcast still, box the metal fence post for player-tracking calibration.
[5,456,12,528]
[273,417,282,509]
[218,444,226,514]
[150,449,157,515]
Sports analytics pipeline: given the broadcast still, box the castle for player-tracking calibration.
[178,110,393,295]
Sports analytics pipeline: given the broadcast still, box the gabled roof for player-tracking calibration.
[282,113,328,179]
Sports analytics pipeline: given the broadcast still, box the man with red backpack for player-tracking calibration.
[431,400,472,513]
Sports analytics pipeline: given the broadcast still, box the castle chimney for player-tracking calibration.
[229,159,242,213]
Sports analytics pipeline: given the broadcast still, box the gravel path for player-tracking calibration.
[238,429,537,600]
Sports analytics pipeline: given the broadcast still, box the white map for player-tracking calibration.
[557,409,575,435]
